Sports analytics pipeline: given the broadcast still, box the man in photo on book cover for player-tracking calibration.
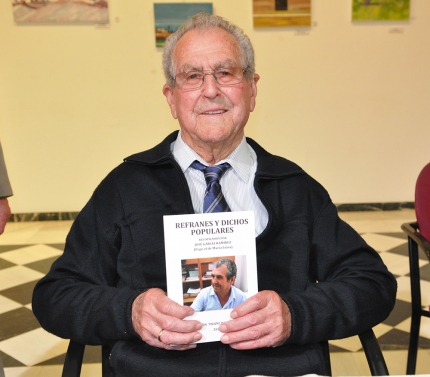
[32,12,397,377]
[191,258,247,312]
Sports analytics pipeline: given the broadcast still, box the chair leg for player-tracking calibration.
[407,237,422,375]
[407,314,421,374]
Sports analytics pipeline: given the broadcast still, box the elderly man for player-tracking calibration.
[191,258,247,312]
[33,13,396,376]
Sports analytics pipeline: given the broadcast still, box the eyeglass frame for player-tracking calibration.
[173,67,248,91]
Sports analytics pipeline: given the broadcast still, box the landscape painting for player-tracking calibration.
[352,0,410,21]
[12,0,109,24]
[253,0,311,28]
[154,3,213,48]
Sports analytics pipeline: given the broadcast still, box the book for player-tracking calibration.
[163,211,258,343]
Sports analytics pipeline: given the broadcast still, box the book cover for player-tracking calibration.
[163,211,258,343]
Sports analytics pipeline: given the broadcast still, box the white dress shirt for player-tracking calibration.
[171,131,268,236]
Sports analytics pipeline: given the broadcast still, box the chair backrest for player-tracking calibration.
[415,162,430,241]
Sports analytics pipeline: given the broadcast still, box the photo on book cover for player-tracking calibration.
[163,211,258,343]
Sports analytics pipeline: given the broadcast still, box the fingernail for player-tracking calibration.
[220,334,229,342]
[194,333,202,341]
[218,324,226,332]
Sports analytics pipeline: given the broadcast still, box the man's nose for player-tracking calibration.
[202,74,219,96]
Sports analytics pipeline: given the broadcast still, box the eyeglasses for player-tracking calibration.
[174,67,247,91]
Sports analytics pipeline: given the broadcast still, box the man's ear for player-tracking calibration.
[230,276,236,286]
[249,73,260,113]
[162,84,178,119]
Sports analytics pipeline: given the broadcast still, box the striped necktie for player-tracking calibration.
[191,160,231,213]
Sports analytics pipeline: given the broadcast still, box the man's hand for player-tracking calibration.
[0,197,11,235]
[132,288,202,350]
[218,290,291,350]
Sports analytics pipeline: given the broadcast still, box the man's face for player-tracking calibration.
[211,264,234,297]
[163,27,259,152]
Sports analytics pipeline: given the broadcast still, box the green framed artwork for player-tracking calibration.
[154,3,213,48]
[352,0,410,21]
[253,0,311,28]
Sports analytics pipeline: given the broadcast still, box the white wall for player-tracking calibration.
[1,0,429,213]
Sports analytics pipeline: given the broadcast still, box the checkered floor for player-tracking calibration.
[0,211,429,375]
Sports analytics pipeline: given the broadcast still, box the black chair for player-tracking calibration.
[401,221,430,374]
[401,162,430,375]
[62,328,388,376]
[62,342,115,377]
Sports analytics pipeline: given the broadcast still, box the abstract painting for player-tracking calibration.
[12,0,109,24]
[253,0,311,28]
[352,0,410,21]
[154,3,213,48]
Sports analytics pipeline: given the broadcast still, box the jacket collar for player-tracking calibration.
[124,131,304,179]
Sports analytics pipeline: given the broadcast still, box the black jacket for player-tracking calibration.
[33,131,396,376]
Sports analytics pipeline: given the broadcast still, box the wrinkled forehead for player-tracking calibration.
[172,27,242,74]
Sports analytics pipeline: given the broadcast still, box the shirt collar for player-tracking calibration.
[172,130,252,183]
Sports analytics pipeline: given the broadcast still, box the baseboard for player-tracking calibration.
[335,202,414,212]
[7,202,415,222]
[9,212,79,222]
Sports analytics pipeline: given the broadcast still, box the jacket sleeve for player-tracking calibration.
[32,172,141,345]
[281,192,397,345]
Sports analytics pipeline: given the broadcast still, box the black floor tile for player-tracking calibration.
[0,307,40,341]
[385,244,409,258]
[46,243,65,251]
[25,256,59,274]
[0,280,38,305]
[0,350,25,367]
[328,343,351,352]
[0,258,15,270]
[378,328,430,351]
[383,299,412,327]
[0,245,32,253]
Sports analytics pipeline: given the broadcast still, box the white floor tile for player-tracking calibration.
[395,276,412,303]
[4,363,101,377]
[361,233,407,253]
[396,316,430,340]
[0,221,72,245]
[0,244,62,265]
[0,328,68,366]
[378,252,427,277]
[0,294,22,314]
[0,266,44,291]
[339,209,416,234]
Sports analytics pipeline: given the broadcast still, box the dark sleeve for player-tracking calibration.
[32,172,140,345]
[282,194,397,345]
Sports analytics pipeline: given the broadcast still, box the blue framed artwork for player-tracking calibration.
[154,3,213,47]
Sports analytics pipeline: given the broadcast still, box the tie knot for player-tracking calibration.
[190,160,231,213]
[191,161,231,184]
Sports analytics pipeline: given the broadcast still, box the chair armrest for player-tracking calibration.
[62,341,85,377]
[359,329,389,376]
[401,222,430,259]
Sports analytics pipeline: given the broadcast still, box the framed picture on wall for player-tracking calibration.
[11,0,109,24]
[253,0,311,28]
[352,0,410,21]
[154,3,213,48]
